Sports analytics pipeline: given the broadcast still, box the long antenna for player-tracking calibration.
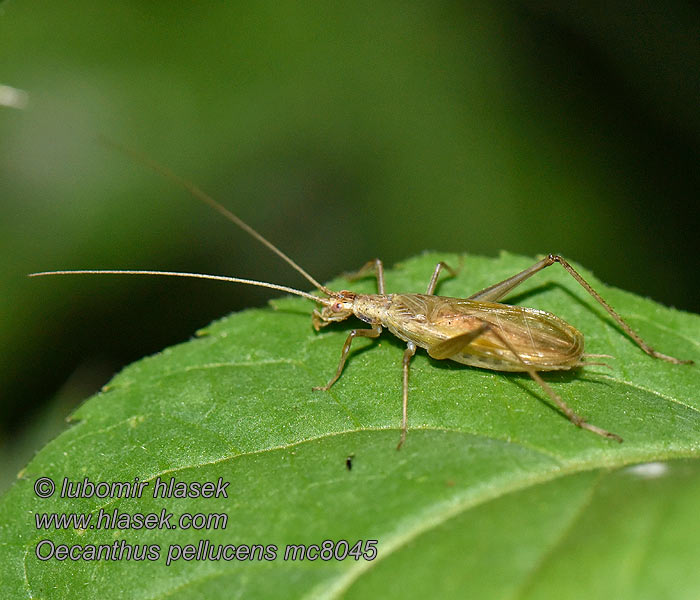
[97,136,333,296]
[28,270,331,305]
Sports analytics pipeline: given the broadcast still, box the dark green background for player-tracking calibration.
[1,1,698,486]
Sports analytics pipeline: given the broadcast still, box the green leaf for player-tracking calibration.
[2,252,699,599]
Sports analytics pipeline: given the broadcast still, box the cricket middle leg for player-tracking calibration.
[397,342,417,450]
[396,260,459,449]
[425,261,460,295]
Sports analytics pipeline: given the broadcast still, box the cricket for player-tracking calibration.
[30,144,694,449]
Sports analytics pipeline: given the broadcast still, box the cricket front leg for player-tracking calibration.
[312,325,382,391]
[342,259,386,294]
[397,342,417,450]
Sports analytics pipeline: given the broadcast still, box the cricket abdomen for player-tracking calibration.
[364,293,584,372]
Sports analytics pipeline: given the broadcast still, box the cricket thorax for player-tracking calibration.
[350,294,393,325]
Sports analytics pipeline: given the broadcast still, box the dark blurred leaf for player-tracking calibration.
[3,0,699,459]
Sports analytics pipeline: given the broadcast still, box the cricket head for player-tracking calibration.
[312,290,357,331]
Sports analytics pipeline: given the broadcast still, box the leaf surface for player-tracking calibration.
[1,253,699,599]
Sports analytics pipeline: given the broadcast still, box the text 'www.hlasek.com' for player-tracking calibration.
[32,476,378,566]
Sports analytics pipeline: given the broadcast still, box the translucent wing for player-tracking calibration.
[427,325,490,360]
[386,295,584,371]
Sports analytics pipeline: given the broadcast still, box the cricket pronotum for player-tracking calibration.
[30,144,694,449]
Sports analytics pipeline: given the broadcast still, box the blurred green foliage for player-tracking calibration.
[1,1,698,482]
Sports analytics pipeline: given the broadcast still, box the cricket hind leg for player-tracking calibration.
[312,325,382,392]
[468,256,552,302]
[469,254,692,365]
[486,322,623,442]
[436,320,623,442]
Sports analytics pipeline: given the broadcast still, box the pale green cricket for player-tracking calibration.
[30,144,693,449]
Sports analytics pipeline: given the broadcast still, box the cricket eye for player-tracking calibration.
[332,301,345,312]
